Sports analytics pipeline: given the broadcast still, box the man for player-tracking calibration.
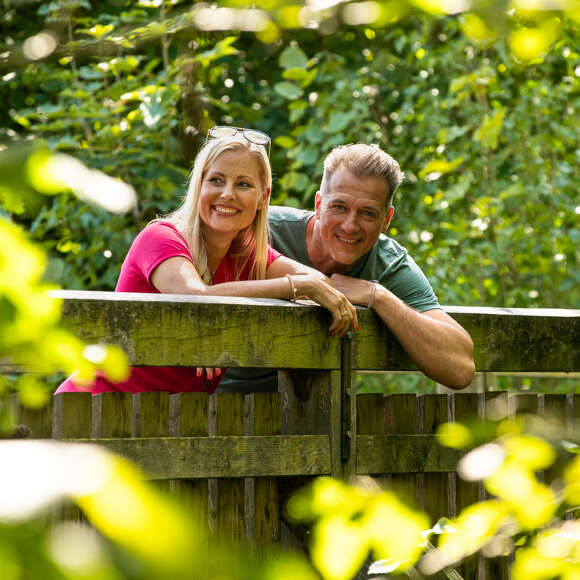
[219,143,475,392]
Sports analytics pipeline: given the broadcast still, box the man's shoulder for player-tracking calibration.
[268,205,313,226]
[374,233,409,260]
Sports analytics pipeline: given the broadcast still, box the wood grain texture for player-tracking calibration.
[64,434,330,479]
[51,291,341,369]
[357,434,462,474]
[43,292,580,373]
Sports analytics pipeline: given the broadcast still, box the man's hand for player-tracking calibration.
[330,273,375,306]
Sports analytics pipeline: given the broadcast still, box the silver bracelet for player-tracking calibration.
[286,274,297,301]
[367,280,379,308]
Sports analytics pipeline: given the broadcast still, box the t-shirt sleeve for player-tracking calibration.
[266,245,282,267]
[117,222,193,292]
[379,253,440,312]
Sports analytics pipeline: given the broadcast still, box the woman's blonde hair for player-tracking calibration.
[164,136,271,283]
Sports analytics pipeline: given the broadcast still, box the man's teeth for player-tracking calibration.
[337,236,358,244]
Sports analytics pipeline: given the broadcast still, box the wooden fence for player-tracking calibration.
[6,291,580,577]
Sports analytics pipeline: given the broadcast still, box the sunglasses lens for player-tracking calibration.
[243,130,270,145]
[211,126,238,138]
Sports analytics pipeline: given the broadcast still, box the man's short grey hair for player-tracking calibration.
[320,143,404,207]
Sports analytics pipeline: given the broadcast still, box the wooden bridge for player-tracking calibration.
[7,291,580,577]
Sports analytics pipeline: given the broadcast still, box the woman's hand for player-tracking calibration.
[196,367,224,380]
[292,272,358,337]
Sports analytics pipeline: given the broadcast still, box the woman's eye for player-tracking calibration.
[238,181,252,188]
[209,177,222,184]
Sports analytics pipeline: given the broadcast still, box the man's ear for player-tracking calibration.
[382,206,395,233]
[314,192,322,219]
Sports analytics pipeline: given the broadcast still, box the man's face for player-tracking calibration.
[315,167,394,269]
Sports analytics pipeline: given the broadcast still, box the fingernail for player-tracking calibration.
[355,324,359,331]
[196,369,202,377]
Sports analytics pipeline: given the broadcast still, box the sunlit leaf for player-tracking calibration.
[363,492,429,569]
[437,422,473,449]
[418,157,464,180]
[311,514,368,580]
[474,108,505,149]
[509,19,560,61]
[504,435,556,471]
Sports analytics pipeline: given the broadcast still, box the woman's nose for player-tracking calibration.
[220,182,235,199]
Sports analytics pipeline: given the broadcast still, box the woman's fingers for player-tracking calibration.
[196,367,223,379]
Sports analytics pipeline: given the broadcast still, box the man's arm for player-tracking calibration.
[330,274,475,389]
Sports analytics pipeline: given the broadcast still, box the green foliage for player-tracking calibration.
[0,440,316,579]
[2,2,578,310]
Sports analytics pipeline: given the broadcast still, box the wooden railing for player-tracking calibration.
[6,291,580,574]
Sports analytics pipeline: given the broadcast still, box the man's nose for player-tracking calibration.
[341,211,359,233]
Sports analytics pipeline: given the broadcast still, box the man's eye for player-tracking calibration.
[363,210,377,219]
[333,204,346,211]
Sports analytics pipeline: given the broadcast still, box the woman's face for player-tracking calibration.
[199,149,268,239]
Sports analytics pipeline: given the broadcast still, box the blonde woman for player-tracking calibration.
[57,127,357,394]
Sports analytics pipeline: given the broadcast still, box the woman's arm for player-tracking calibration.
[150,255,356,336]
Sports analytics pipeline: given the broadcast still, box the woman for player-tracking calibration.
[56,127,357,395]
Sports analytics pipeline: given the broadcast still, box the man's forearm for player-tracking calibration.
[372,285,475,389]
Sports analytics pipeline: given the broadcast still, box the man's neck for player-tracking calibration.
[305,217,350,276]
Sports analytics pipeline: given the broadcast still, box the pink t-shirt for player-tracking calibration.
[56,221,281,395]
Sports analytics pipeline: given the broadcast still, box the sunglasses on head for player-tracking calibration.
[206,126,271,157]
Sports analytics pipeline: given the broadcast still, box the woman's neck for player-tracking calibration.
[204,229,237,273]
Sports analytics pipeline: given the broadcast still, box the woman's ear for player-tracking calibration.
[258,187,271,210]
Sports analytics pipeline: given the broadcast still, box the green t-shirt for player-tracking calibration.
[268,206,440,313]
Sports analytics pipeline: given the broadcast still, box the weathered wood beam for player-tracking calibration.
[52,290,342,369]
[357,433,572,474]
[352,306,579,373]
[49,292,579,373]
[66,434,331,479]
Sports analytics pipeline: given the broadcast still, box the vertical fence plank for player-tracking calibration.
[133,392,170,495]
[52,393,92,523]
[169,392,209,531]
[278,369,338,552]
[386,394,419,508]
[92,393,132,438]
[215,393,245,541]
[453,392,482,580]
[246,392,281,553]
[52,393,92,439]
[132,392,169,438]
[544,393,568,486]
[420,394,451,524]
[15,395,53,439]
[484,392,510,580]
[357,393,387,488]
